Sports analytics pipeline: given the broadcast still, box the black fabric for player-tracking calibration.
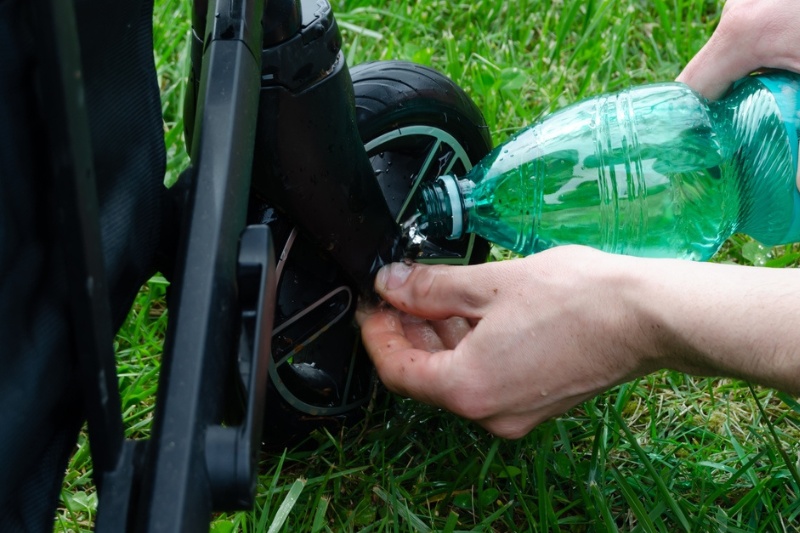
[75,0,167,324]
[0,0,168,530]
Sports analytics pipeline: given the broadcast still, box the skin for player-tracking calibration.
[676,0,800,192]
[357,1,800,439]
[677,0,800,101]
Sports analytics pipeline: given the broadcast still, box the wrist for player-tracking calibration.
[550,250,669,381]
[605,255,672,375]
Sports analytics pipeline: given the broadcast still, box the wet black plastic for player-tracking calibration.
[205,225,276,510]
[263,0,302,45]
[250,0,401,295]
[184,0,400,294]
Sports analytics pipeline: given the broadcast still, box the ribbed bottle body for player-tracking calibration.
[461,83,736,259]
[415,73,800,259]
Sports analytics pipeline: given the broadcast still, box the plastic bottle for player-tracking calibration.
[411,71,800,260]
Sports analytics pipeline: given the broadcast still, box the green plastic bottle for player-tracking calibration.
[412,71,800,260]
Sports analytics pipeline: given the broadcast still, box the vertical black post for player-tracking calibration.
[134,0,265,529]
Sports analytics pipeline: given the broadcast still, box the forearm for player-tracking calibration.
[629,258,800,393]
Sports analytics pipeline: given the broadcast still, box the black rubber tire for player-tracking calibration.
[352,61,491,158]
[351,60,493,265]
[261,61,492,449]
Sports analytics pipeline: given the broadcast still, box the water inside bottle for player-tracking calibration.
[461,86,739,259]
[412,79,799,259]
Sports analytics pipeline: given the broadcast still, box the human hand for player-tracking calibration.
[359,244,800,438]
[677,0,800,100]
[357,246,661,439]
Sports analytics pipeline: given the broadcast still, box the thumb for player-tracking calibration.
[374,262,497,320]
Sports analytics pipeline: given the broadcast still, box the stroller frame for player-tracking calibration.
[31,0,491,529]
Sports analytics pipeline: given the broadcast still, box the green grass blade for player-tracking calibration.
[610,466,658,533]
[610,407,691,531]
[310,495,330,533]
[373,486,432,533]
[267,478,306,533]
[749,385,800,491]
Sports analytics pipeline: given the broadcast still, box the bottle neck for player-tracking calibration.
[418,174,466,240]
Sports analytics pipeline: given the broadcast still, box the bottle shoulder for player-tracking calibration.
[725,72,800,245]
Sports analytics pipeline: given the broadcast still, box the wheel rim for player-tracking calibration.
[365,124,479,265]
[268,225,367,416]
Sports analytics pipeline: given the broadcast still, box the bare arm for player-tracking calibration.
[636,255,800,392]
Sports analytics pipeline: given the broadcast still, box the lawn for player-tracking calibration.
[56,0,800,531]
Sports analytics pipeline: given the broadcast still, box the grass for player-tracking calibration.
[55,0,800,531]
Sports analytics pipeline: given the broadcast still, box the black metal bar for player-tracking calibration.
[205,225,275,509]
[134,0,264,529]
[30,0,125,486]
[95,440,146,531]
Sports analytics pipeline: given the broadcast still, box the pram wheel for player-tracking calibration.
[261,60,492,448]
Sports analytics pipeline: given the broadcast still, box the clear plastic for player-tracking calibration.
[415,72,800,260]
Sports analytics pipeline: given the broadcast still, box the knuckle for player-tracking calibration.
[718,1,758,39]
[408,264,445,301]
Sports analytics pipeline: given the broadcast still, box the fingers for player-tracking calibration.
[397,312,448,352]
[356,306,452,405]
[394,313,472,351]
[373,262,502,320]
[431,316,473,349]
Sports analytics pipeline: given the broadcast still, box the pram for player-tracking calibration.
[0,0,491,529]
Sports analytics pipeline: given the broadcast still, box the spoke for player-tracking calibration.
[396,138,442,223]
[444,150,461,174]
[272,286,352,368]
[275,227,298,282]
